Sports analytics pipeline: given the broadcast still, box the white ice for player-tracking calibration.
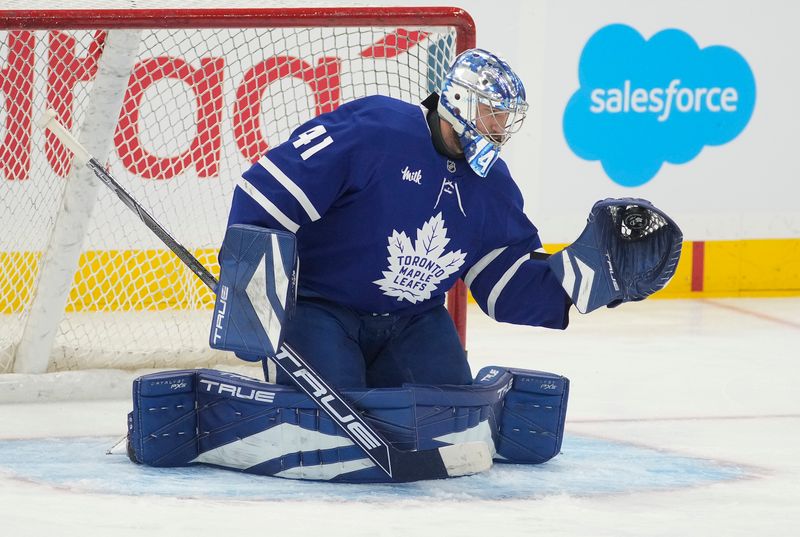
[0,297,798,536]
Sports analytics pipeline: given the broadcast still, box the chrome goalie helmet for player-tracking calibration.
[438,48,528,177]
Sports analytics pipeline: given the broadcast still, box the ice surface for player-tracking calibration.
[0,298,798,536]
[0,436,746,501]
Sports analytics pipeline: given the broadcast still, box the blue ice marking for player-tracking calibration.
[0,435,746,501]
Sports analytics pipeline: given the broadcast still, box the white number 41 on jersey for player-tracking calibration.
[293,125,333,161]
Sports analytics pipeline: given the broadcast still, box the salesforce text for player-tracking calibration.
[589,79,738,122]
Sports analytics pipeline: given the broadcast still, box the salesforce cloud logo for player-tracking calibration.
[563,24,756,186]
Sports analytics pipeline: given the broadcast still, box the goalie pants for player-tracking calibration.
[264,297,471,389]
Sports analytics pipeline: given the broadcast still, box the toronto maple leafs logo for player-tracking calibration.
[373,213,466,303]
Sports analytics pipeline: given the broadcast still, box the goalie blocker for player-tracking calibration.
[209,224,298,360]
[127,366,569,483]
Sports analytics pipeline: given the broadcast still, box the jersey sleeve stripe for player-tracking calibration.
[257,155,321,222]
[464,247,507,288]
[236,177,300,233]
[487,254,529,320]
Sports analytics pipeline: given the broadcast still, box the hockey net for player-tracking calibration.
[0,3,473,374]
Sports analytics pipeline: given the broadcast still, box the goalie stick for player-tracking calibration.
[39,109,491,482]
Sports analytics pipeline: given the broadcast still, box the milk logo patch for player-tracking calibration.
[401,166,423,185]
[373,212,466,303]
[563,24,756,186]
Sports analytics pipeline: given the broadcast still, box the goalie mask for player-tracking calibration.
[438,48,528,177]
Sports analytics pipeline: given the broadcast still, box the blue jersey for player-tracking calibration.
[228,95,568,329]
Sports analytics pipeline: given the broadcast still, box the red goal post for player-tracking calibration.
[0,6,474,374]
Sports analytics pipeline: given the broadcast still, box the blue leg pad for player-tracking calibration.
[128,366,570,481]
[127,370,200,467]
[490,368,570,464]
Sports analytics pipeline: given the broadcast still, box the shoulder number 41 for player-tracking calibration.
[293,125,333,161]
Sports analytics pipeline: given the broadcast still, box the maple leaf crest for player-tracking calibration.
[373,213,466,303]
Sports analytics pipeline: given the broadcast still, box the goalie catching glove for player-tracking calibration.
[548,198,682,314]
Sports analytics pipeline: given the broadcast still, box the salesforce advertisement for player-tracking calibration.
[563,24,755,188]
[528,0,800,242]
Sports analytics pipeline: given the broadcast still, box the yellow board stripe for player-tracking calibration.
[3,238,799,314]
[1,249,219,314]
[0,251,40,314]
[676,238,800,298]
[539,239,800,299]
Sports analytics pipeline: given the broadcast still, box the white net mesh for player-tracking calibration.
[0,9,464,372]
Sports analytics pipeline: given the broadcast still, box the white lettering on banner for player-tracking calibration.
[589,79,738,122]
